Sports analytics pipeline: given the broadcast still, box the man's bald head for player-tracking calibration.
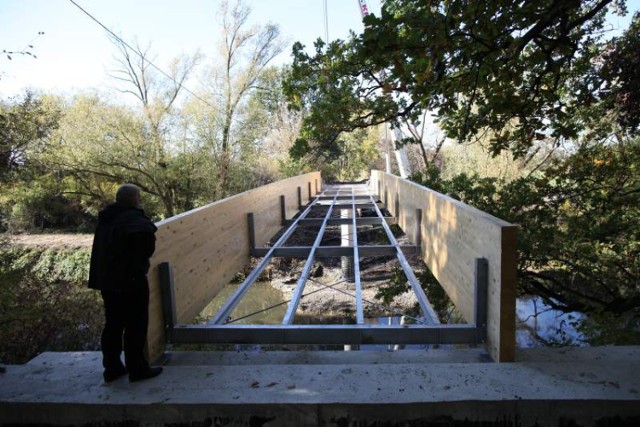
[115,184,141,208]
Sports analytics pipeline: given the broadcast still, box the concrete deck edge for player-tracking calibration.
[1,347,639,426]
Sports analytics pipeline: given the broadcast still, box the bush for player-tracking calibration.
[409,140,640,339]
[0,247,103,364]
[0,179,95,233]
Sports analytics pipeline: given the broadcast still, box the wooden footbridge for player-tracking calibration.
[147,171,517,362]
[7,172,640,427]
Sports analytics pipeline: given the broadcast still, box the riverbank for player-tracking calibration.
[7,233,93,248]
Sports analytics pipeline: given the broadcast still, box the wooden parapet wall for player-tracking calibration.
[370,170,517,362]
[146,172,322,361]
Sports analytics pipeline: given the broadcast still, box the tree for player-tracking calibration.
[36,37,207,219]
[207,0,284,198]
[412,135,640,318]
[0,94,80,233]
[246,66,305,179]
[106,37,203,216]
[324,127,381,182]
[0,93,60,181]
[1,31,44,81]
[583,11,640,136]
[284,0,629,160]
[405,15,640,318]
[284,0,640,328]
[403,111,446,169]
[44,93,214,220]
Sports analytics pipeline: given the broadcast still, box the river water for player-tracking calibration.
[200,283,288,325]
[199,283,586,348]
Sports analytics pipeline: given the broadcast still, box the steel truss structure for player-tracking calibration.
[159,184,488,347]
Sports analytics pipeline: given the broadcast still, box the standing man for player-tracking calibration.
[89,184,163,383]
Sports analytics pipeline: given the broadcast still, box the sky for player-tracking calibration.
[0,0,382,98]
[1,0,638,100]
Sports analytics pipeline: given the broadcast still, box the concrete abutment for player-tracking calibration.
[1,347,639,426]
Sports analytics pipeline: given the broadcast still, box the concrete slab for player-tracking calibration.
[1,347,640,426]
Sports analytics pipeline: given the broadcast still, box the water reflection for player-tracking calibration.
[516,296,586,347]
[199,285,586,350]
[197,283,431,351]
[200,283,288,325]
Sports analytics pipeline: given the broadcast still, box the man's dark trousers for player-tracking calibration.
[100,285,149,375]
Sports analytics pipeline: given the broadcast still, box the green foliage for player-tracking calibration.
[284,0,630,159]
[0,2,295,231]
[0,175,94,233]
[412,138,640,318]
[0,94,98,232]
[439,142,539,183]
[577,310,640,345]
[246,67,307,180]
[589,12,640,133]
[0,92,60,181]
[282,0,639,339]
[278,157,313,179]
[416,268,454,322]
[284,38,404,162]
[322,127,381,181]
[0,247,102,364]
[375,266,453,323]
[45,94,185,219]
[30,248,91,284]
[375,266,408,306]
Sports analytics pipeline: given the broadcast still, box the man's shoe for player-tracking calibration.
[103,366,128,383]
[129,367,163,382]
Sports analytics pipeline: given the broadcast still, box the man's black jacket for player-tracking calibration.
[88,203,157,291]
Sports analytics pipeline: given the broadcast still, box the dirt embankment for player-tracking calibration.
[7,234,93,249]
